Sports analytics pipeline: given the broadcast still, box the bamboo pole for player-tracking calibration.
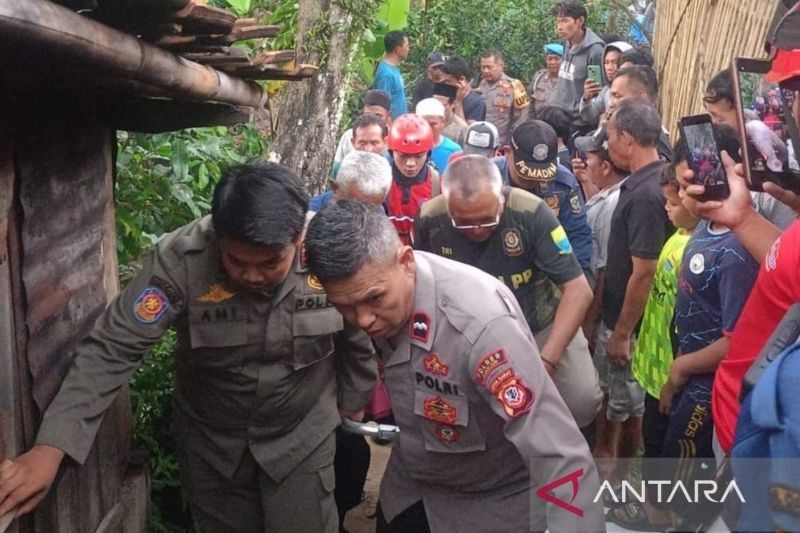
[653,0,777,135]
[0,0,267,108]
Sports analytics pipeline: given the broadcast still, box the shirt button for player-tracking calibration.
[440,297,449,307]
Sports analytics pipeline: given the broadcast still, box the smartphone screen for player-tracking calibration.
[587,65,602,85]
[733,58,800,193]
[679,115,730,201]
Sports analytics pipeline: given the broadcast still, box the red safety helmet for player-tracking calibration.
[387,114,434,154]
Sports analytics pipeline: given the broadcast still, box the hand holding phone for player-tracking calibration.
[732,57,800,193]
[587,65,602,86]
[678,114,731,202]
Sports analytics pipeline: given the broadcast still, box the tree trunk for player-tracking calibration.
[269,0,354,194]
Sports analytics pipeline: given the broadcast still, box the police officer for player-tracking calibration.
[304,201,604,533]
[414,155,602,429]
[494,120,593,274]
[478,49,530,147]
[0,161,377,532]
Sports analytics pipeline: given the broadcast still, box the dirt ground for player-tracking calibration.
[343,440,391,533]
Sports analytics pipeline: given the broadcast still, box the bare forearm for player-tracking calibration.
[542,277,593,364]
[584,270,605,329]
[614,270,654,338]
[733,208,781,264]
[675,337,729,376]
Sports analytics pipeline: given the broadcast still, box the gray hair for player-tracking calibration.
[611,98,662,148]
[305,200,401,282]
[441,155,503,202]
[336,151,392,202]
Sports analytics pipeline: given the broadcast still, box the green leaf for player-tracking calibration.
[223,0,251,16]
[377,0,410,30]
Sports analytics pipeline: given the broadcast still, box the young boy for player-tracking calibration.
[660,133,758,519]
[609,164,699,529]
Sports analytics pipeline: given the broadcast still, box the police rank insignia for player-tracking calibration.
[423,353,449,377]
[502,228,524,257]
[307,275,324,292]
[434,425,460,444]
[410,312,430,343]
[496,378,534,418]
[133,286,169,324]
[423,396,457,425]
[197,283,235,303]
[473,349,508,385]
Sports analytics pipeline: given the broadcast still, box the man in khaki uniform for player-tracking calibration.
[479,49,530,147]
[304,201,604,532]
[414,156,602,429]
[0,162,377,532]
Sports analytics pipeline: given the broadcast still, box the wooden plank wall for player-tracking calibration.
[0,98,136,532]
[653,0,779,136]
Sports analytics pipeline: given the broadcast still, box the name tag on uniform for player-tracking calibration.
[559,62,574,81]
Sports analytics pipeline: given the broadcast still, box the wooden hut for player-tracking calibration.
[0,1,314,531]
[652,0,780,134]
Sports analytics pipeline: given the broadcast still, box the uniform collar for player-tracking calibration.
[407,252,437,351]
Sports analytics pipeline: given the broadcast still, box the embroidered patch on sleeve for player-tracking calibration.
[569,193,582,214]
[550,225,573,255]
[473,349,508,385]
[488,368,516,394]
[496,378,535,418]
[133,287,169,324]
[423,396,457,425]
[423,353,449,377]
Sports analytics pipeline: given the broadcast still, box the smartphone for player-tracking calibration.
[732,57,800,193]
[678,114,730,201]
[587,65,602,86]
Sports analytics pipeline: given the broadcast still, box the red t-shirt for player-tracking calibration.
[713,220,800,452]
[386,166,436,246]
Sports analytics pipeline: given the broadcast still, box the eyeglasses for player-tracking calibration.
[449,213,501,230]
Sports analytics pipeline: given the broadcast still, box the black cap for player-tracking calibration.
[433,82,458,100]
[574,128,608,153]
[426,51,446,67]
[364,89,391,111]
[510,120,558,182]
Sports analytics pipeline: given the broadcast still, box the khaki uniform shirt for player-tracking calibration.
[36,216,377,483]
[478,73,530,146]
[375,252,603,532]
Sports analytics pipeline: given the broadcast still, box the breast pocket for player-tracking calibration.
[188,305,248,348]
[413,390,486,453]
[291,309,344,370]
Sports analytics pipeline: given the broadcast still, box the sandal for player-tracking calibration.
[606,502,670,532]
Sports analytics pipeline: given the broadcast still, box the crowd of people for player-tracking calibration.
[0,1,798,532]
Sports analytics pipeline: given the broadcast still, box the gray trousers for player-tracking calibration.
[179,432,338,533]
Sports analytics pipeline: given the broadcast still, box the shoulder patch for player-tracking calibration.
[496,377,535,417]
[512,79,530,108]
[569,193,582,214]
[133,287,169,324]
[473,348,508,385]
[550,226,573,255]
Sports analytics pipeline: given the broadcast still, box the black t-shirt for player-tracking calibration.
[463,91,487,122]
[602,160,674,330]
[414,188,583,333]
[412,78,436,110]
